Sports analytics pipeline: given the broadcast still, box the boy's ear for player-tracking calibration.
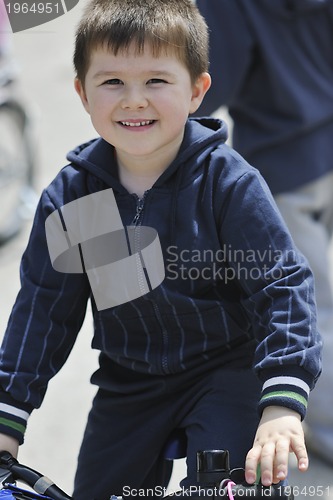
[74,78,90,114]
[189,72,211,114]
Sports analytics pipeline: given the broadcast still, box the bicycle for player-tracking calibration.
[0,451,70,499]
[0,448,294,499]
[0,56,37,245]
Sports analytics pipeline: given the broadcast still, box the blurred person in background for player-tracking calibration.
[195,0,333,466]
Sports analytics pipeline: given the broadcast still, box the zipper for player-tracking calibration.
[131,192,147,226]
[152,301,170,374]
[129,190,171,374]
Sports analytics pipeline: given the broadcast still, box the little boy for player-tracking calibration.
[0,0,322,499]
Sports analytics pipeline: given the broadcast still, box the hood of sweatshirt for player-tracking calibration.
[66,118,228,194]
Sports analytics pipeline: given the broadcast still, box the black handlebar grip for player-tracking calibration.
[0,451,72,500]
[197,450,230,484]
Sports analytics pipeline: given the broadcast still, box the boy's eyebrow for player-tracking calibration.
[92,70,176,80]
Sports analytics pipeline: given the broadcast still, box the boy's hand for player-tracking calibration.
[245,406,308,486]
[0,433,19,458]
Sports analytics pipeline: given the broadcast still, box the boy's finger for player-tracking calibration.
[245,445,262,484]
[258,442,275,486]
[291,437,309,472]
[273,438,289,482]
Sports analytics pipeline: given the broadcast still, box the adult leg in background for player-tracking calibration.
[275,170,333,465]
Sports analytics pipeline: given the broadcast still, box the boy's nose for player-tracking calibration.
[121,87,148,110]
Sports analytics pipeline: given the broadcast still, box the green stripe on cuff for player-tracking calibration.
[0,417,26,435]
[260,391,308,408]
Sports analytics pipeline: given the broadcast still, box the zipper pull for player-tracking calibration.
[131,193,147,225]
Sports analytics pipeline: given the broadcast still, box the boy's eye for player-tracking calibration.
[103,79,123,85]
[147,78,168,84]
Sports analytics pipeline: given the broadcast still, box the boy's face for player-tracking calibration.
[75,43,210,169]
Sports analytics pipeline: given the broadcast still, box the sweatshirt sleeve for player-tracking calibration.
[0,189,91,443]
[216,153,322,419]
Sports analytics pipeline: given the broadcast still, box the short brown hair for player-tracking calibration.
[73,0,209,84]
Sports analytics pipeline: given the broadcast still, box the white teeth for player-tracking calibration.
[120,120,153,127]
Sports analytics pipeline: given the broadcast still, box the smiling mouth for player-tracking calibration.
[119,120,155,127]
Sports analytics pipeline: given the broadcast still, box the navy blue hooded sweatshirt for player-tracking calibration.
[0,119,321,444]
[196,0,333,194]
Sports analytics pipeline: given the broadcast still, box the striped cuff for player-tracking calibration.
[258,376,310,420]
[0,403,30,444]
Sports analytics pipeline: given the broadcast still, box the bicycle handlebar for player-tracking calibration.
[0,449,294,499]
[0,452,71,500]
[163,450,294,499]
